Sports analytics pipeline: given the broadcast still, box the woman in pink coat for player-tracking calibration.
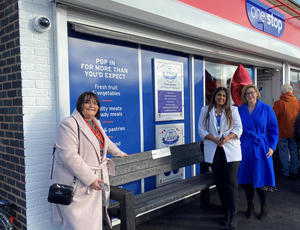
[51,91,128,230]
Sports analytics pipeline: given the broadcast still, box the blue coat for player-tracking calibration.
[238,100,279,188]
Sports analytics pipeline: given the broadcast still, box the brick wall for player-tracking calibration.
[0,0,26,229]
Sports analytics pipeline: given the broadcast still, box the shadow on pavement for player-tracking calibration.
[135,167,300,230]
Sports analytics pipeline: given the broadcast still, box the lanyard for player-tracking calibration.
[215,112,222,135]
[85,120,104,149]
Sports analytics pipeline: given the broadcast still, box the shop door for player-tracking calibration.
[257,68,281,106]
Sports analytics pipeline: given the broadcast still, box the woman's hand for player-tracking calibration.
[122,153,128,157]
[218,133,237,147]
[218,136,228,147]
[266,148,274,158]
[89,178,104,190]
[212,136,221,146]
[205,134,220,145]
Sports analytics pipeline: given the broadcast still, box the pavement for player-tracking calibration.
[135,162,300,230]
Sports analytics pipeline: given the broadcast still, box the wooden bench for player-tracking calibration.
[108,142,214,230]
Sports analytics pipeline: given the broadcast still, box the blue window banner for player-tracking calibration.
[246,0,285,37]
[141,46,191,192]
[68,28,141,194]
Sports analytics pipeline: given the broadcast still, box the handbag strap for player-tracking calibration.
[50,116,80,180]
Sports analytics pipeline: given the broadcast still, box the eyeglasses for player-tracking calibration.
[83,100,98,105]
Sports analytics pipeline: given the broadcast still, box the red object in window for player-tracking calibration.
[230,64,252,106]
[205,70,218,104]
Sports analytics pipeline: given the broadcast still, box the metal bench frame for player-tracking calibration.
[108,142,214,230]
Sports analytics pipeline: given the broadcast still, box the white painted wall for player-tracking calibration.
[19,0,59,229]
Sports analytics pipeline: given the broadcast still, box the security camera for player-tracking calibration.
[32,16,51,33]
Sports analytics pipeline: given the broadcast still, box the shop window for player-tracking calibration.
[205,61,253,104]
[291,69,300,100]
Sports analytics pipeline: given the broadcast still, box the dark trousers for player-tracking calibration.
[211,146,240,214]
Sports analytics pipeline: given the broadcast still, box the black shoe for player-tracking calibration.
[229,212,238,230]
[246,203,254,218]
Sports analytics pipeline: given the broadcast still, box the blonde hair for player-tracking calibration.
[241,84,261,104]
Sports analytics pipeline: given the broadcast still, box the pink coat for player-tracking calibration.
[51,109,126,230]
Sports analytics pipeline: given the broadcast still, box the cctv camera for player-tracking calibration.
[32,16,51,33]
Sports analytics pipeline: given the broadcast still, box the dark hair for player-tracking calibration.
[205,87,233,130]
[76,91,101,119]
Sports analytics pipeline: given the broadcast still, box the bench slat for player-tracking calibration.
[110,157,201,186]
[110,143,203,185]
[112,142,202,168]
[109,173,214,216]
[134,173,213,205]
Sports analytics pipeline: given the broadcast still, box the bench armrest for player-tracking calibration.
[110,185,133,202]
[109,185,135,230]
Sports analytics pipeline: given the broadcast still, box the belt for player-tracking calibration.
[86,158,115,194]
[244,131,267,158]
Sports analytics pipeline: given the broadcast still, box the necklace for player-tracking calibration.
[215,110,222,135]
[215,108,222,117]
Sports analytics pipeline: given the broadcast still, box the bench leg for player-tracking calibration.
[119,190,135,230]
[200,188,210,208]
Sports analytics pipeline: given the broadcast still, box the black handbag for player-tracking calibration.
[47,117,79,205]
[48,183,74,205]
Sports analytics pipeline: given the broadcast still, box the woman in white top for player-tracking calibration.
[198,86,243,229]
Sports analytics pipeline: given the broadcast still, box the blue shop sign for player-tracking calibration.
[246,0,285,37]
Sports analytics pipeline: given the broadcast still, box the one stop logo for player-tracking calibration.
[246,0,285,37]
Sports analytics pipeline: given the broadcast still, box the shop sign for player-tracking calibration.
[246,0,285,37]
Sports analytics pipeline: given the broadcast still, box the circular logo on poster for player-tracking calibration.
[162,129,179,145]
[163,66,177,81]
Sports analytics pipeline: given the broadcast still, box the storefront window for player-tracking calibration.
[205,61,253,104]
[291,69,300,100]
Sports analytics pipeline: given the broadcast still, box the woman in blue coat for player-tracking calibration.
[238,84,279,220]
[199,87,243,229]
